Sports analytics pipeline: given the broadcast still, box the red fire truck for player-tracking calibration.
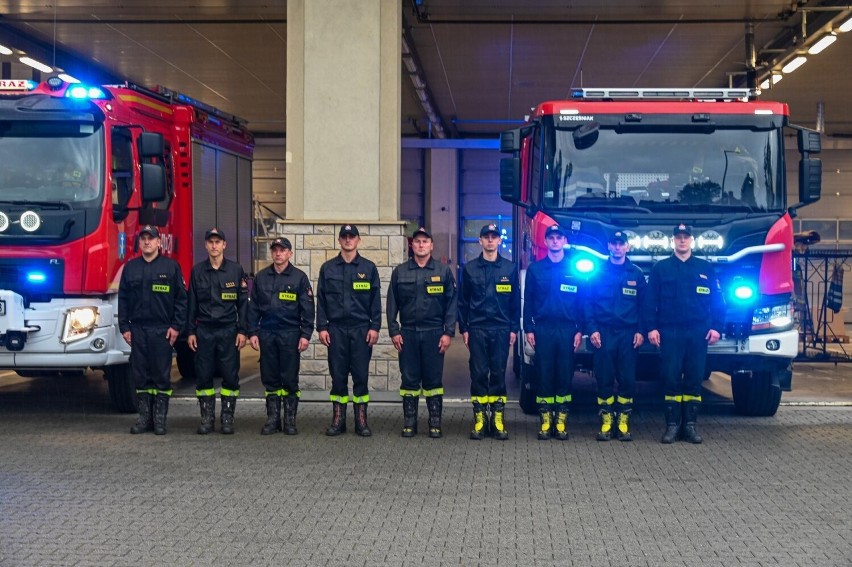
[0,77,254,411]
[500,87,822,416]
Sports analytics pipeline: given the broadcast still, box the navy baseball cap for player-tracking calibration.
[673,223,692,236]
[480,223,501,237]
[609,230,628,244]
[204,228,226,241]
[545,224,566,237]
[339,224,360,237]
[139,225,160,238]
[270,237,292,250]
[412,227,433,239]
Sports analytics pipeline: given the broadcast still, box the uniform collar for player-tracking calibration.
[335,252,361,265]
[204,257,229,271]
[477,253,502,266]
[407,256,434,270]
[267,262,293,275]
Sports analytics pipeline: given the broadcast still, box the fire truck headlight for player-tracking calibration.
[752,303,793,331]
[624,230,641,250]
[696,230,724,252]
[61,307,99,344]
[642,230,669,252]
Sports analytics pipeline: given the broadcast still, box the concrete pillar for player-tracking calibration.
[286,0,400,222]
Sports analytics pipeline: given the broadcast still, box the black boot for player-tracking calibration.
[261,395,282,435]
[220,395,236,435]
[282,395,299,435]
[490,401,509,441]
[130,392,154,434]
[326,401,347,436]
[682,402,703,444]
[354,403,372,437]
[660,402,680,444]
[197,395,216,435]
[426,395,443,438]
[537,404,552,440]
[153,393,169,435]
[401,396,418,437]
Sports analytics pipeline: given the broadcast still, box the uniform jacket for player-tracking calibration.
[387,257,457,336]
[584,258,646,336]
[316,252,381,332]
[187,257,249,334]
[118,253,187,333]
[458,253,520,333]
[642,254,726,332]
[523,254,585,333]
[247,262,315,340]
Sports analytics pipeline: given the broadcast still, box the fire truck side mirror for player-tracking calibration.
[138,132,165,159]
[141,163,167,203]
[798,158,822,205]
[500,157,522,205]
[797,128,821,155]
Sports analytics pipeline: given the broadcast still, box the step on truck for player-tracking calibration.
[500,87,822,416]
[0,78,254,411]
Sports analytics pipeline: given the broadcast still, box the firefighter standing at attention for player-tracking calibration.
[316,224,381,437]
[584,230,646,441]
[523,224,585,441]
[644,223,726,444]
[387,227,457,438]
[458,223,520,440]
[187,228,249,435]
[248,237,315,435]
[119,225,187,436]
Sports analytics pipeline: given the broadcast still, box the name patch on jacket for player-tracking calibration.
[152,284,170,293]
[622,287,636,296]
[560,284,577,293]
[353,282,370,291]
[221,292,238,301]
[496,284,512,293]
[696,286,710,295]
[426,285,444,294]
[279,292,297,301]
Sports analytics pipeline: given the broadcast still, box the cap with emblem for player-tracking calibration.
[270,237,292,250]
[480,223,501,237]
[204,228,226,241]
[139,225,160,238]
[412,227,432,239]
[673,223,692,237]
[609,230,628,244]
[545,224,566,237]
[339,224,360,237]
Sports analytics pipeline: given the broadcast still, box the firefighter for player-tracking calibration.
[187,228,249,435]
[584,230,646,441]
[119,225,187,435]
[644,223,725,444]
[523,224,584,440]
[458,223,519,440]
[248,237,315,435]
[316,224,380,437]
[387,227,457,438]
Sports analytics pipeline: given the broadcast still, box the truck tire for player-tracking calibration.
[518,360,538,415]
[105,364,136,413]
[174,341,195,380]
[731,370,782,417]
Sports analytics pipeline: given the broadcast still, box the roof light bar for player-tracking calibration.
[571,88,754,101]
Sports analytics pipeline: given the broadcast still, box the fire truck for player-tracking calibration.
[0,77,254,412]
[500,87,822,417]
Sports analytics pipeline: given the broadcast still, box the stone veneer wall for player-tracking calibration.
[258,221,409,394]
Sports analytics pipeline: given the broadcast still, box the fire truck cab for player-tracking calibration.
[500,88,822,416]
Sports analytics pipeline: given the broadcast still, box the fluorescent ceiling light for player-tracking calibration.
[58,74,79,83]
[782,56,807,74]
[759,74,783,90]
[19,57,53,73]
[808,34,837,55]
[839,17,852,33]
[0,44,12,55]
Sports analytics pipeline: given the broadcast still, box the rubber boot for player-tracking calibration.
[354,403,372,437]
[261,395,282,435]
[554,405,569,441]
[426,395,443,438]
[152,393,169,436]
[660,402,680,444]
[401,396,418,437]
[220,395,236,435]
[596,407,613,441]
[490,401,509,441]
[326,401,347,436]
[682,402,703,444]
[537,404,552,440]
[130,392,154,434]
[616,408,633,442]
[470,402,487,440]
[196,395,216,435]
[282,396,299,435]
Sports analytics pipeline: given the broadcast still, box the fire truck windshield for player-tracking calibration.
[541,125,783,214]
[0,123,104,207]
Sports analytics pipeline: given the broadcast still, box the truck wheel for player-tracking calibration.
[731,370,782,417]
[105,364,136,413]
[518,360,538,415]
[174,341,195,380]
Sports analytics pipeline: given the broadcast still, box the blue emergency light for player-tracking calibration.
[26,271,47,284]
[65,85,106,100]
[730,277,757,304]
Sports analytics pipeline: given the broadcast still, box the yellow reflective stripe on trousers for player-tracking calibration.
[196,389,216,397]
[330,395,349,404]
[536,396,555,404]
[220,388,239,397]
[264,390,279,397]
[597,396,615,406]
[422,388,444,397]
[352,395,370,403]
[472,395,490,405]
[616,396,633,405]
[281,389,301,398]
[555,395,572,404]
[488,395,507,404]
[400,389,421,397]
[157,390,173,397]
[664,395,683,403]
[682,394,702,403]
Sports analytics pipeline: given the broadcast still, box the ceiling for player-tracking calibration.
[0,0,851,140]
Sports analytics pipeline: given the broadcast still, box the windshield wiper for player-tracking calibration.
[643,202,755,213]
[570,201,653,214]
[0,200,73,210]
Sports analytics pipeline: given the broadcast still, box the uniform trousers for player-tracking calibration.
[399,328,446,394]
[328,324,372,400]
[129,324,174,392]
[194,324,241,393]
[659,324,708,398]
[468,327,510,400]
[534,322,578,404]
[592,327,637,401]
[258,328,301,395]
